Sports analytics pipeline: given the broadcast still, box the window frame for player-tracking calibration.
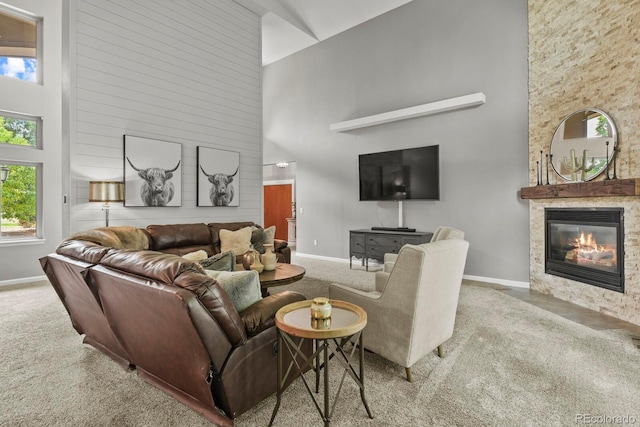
[0,111,43,243]
[0,5,43,84]
[0,109,43,149]
[0,160,42,243]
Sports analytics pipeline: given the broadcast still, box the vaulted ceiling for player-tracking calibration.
[235,0,414,65]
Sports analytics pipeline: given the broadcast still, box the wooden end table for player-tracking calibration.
[268,299,373,426]
[258,263,306,297]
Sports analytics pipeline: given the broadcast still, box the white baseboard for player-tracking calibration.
[294,252,348,264]
[295,252,384,266]
[294,253,530,289]
[463,274,530,289]
[0,275,48,288]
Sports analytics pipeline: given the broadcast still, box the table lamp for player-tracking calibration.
[89,181,124,227]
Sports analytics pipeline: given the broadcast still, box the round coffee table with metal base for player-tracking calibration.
[268,299,373,426]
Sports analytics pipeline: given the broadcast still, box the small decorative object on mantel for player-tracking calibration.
[540,151,544,185]
[545,154,550,185]
[613,142,619,179]
[562,149,581,181]
[580,150,595,181]
[536,160,541,185]
[561,149,594,182]
[605,141,611,180]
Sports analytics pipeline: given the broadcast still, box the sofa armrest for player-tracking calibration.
[274,239,288,250]
[274,239,291,263]
[174,271,247,346]
[56,240,112,264]
[328,284,382,320]
[240,290,306,336]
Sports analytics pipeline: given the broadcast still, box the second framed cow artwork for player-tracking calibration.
[197,147,240,207]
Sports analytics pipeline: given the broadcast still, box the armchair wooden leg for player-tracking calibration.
[437,344,444,358]
[405,367,413,382]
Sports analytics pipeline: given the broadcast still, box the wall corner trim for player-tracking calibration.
[329,92,486,132]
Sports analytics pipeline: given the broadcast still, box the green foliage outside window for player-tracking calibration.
[1,116,37,228]
[595,116,609,137]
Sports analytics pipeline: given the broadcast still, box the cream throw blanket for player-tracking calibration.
[67,226,149,250]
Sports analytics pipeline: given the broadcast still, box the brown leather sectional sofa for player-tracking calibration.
[145,221,291,263]
[40,222,307,426]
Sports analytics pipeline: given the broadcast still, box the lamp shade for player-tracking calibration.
[89,181,124,202]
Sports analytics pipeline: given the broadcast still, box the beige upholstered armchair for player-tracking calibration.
[329,239,469,382]
[383,226,465,273]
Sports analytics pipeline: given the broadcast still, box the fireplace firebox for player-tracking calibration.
[545,208,624,293]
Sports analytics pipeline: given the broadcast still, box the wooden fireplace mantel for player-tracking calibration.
[520,178,640,199]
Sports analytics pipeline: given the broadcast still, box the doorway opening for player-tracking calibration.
[263,162,296,247]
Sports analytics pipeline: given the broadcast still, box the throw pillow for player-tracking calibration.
[251,226,266,254]
[263,225,276,245]
[204,270,262,312]
[220,226,252,256]
[182,250,209,262]
[199,251,235,272]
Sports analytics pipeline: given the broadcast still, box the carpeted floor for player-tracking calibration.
[1,258,639,426]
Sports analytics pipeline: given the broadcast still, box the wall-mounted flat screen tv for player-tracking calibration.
[359,145,439,201]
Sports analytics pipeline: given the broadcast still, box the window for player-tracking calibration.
[1,163,38,239]
[0,112,40,147]
[1,112,40,240]
[0,8,40,83]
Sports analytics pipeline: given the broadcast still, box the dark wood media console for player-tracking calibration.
[349,229,432,271]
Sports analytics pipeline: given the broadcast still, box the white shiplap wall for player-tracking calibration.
[70,0,262,231]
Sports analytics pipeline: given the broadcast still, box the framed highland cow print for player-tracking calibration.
[124,135,182,207]
[197,147,240,207]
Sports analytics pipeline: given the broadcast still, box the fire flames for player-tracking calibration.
[565,231,616,268]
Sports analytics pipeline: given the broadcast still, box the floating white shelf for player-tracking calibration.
[329,92,486,132]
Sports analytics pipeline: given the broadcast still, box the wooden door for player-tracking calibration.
[264,184,292,241]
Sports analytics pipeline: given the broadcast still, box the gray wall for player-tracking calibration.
[263,0,530,284]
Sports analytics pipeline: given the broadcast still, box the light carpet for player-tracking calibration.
[1,259,639,426]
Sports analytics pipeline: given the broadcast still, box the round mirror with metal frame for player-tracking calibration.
[549,108,617,182]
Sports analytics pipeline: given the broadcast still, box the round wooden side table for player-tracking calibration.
[268,299,373,426]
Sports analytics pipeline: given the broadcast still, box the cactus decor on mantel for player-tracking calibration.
[580,152,596,181]
[562,149,595,182]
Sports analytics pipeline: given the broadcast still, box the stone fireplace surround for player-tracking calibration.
[527,193,640,327]
[527,1,640,328]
